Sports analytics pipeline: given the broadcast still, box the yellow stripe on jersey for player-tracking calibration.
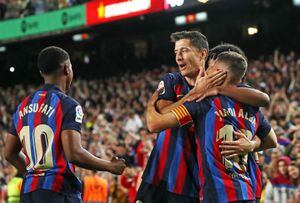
[171,105,193,126]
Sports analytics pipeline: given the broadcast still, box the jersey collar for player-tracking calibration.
[42,84,62,92]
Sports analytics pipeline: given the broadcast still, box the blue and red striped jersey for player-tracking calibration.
[236,84,263,199]
[172,95,271,203]
[142,72,200,198]
[9,84,83,197]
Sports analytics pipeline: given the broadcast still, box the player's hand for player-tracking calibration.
[109,156,126,175]
[219,131,255,159]
[186,70,226,102]
[194,87,219,102]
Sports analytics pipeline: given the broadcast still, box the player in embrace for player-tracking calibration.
[137,30,273,203]
[146,51,277,203]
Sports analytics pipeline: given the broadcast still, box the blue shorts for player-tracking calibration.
[135,180,199,203]
[20,189,82,203]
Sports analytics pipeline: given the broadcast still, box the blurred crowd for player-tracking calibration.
[0,0,89,20]
[0,50,299,203]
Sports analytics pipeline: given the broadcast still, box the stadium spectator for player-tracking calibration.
[0,0,6,19]
[0,0,88,20]
[82,171,109,203]
[6,171,22,203]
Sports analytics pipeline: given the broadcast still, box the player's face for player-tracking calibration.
[65,61,73,90]
[174,39,202,78]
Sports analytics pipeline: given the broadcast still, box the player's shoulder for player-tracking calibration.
[219,95,260,113]
[14,91,35,112]
[162,72,184,81]
[60,93,80,106]
[55,91,81,109]
[185,97,213,112]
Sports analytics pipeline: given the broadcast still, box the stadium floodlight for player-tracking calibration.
[72,34,82,42]
[196,12,208,22]
[73,34,82,41]
[9,67,15,72]
[0,46,6,52]
[197,0,209,3]
[248,27,258,35]
[293,0,300,6]
[72,33,90,42]
[175,15,186,25]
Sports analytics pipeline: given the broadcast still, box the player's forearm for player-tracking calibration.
[146,104,167,132]
[251,136,262,152]
[147,103,179,133]
[158,93,191,114]
[218,86,270,107]
[254,129,277,151]
[68,147,112,172]
[5,153,26,174]
[254,141,277,152]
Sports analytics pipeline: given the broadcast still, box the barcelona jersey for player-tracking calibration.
[142,72,200,198]
[9,84,83,197]
[171,95,271,203]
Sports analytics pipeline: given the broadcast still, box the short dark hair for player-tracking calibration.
[216,51,248,83]
[205,43,247,69]
[170,31,209,52]
[38,46,70,75]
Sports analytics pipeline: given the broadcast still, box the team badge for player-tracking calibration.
[75,105,84,123]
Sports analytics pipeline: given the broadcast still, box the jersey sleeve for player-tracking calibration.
[256,111,271,139]
[171,104,194,126]
[61,99,84,133]
[171,100,210,127]
[157,73,176,101]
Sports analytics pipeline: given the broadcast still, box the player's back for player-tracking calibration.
[11,84,82,196]
[182,95,271,203]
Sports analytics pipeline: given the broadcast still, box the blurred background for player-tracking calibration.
[0,0,299,202]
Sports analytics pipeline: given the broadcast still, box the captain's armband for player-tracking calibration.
[171,105,193,126]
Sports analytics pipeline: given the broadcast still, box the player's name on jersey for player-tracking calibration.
[214,108,256,125]
[19,103,55,119]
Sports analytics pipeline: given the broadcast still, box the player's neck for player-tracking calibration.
[222,80,236,87]
[185,76,197,86]
[185,67,204,86]
[44,78,66,93]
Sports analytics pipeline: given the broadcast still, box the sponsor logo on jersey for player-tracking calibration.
[75,105,84,123]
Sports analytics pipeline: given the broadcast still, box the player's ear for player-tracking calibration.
[63,62,70,76]
[200,48,208,60]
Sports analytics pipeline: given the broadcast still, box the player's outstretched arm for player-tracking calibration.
[4,133,27,174]
[217,86,270,107]
[62,130,126,175]
[188,85,270,107]
[146,90,180,133]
